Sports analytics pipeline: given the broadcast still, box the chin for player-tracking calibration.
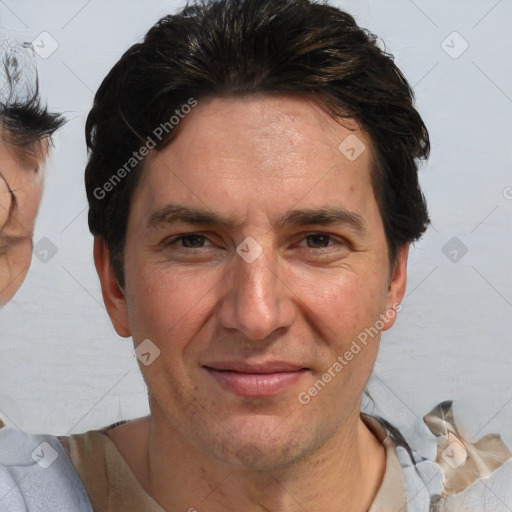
[204,416,324,471]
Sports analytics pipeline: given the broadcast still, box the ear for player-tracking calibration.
[93,237,131,338]
[381,244,409,332]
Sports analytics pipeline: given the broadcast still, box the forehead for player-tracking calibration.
[140,95,375,210]
[160,94,367,164]
[0,137,44,234]
[0,134,44,173]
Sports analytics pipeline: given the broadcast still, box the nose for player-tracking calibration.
[217,245,296,341]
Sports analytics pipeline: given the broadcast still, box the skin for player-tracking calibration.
[0,136,45,305]
[95,94,409,511]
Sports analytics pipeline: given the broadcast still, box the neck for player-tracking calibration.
[119,404,386,512]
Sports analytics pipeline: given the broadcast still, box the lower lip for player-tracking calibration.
[205,368,307,397]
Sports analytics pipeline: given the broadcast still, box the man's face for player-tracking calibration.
[0,137,44,305]
[101,95,408,468]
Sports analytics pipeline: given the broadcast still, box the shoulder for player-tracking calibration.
[364,413,445,511]
[0,425,93,512]
[369,401,512,512]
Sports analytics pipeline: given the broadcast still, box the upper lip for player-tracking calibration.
[204,361,307,374]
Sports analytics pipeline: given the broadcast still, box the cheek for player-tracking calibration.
[291,265,388,338]
[125,260,220,344]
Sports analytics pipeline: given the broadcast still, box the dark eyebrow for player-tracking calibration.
[275,207,366,232]
[0,233,31,251]
[147,203,366,233]
[147,205,237,230]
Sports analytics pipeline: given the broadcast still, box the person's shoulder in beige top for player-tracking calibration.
[59,414,408,512]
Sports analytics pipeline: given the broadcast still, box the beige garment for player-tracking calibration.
[364,415,408,512]
[59,415,407,512]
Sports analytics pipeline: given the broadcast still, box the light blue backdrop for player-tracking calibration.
[0,0,511,455]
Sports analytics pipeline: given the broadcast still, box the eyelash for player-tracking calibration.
[164,232,346,252]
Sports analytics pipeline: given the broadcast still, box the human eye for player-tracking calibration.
[156,232,227,264]
[300,233,336,249]
[165,233,212,250]
[293,232,352,261]
[297,232,346,249]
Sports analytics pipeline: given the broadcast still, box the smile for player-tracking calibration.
[203,362,309,398]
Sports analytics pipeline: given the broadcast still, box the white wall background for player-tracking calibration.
[0,0,511,453]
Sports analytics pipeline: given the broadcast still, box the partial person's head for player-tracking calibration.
[88,0,429,469]
[0,42,64,305]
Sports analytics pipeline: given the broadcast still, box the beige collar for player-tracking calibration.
[362,414,408,511]
[62,415,407,511]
